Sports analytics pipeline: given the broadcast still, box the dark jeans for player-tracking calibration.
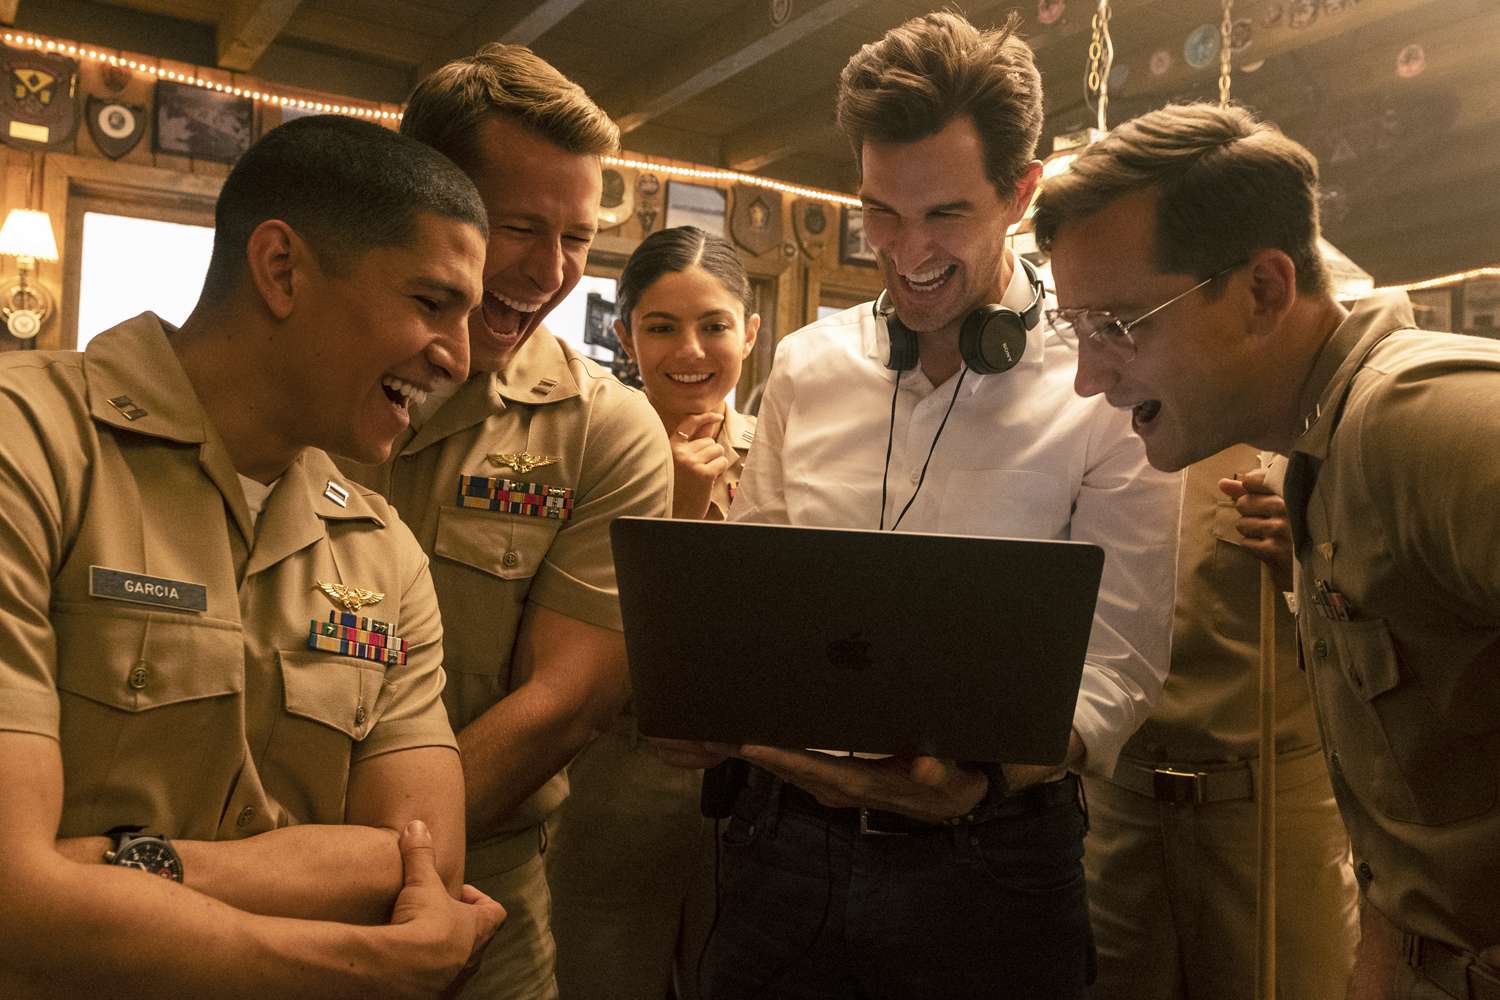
[701,769,1095,1000]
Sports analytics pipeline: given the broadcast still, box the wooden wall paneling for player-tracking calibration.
[42,152,223,350]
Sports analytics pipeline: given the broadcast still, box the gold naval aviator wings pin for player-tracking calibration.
[487,451,557,475]
[317,581,385,613]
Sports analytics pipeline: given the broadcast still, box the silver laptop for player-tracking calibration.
[610,517,1104,764]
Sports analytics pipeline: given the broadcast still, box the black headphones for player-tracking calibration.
[873,256,1045,374]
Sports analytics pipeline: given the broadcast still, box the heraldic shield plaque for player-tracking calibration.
[0,45,79,149]
[87,96,146,159]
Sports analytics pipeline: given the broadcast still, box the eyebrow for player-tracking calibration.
[859,194,973,215]
[409,276,477,307]
[639,308,734,322]
[501,211,597,238]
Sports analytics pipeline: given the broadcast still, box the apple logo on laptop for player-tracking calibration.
[826,632,873,671]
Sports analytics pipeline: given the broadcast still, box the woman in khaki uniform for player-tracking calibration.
[547,226,759,1000]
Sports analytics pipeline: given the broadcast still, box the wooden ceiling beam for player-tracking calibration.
[418,0,590,78]
[217,0,303,71]
[0,0,20,27]
[606,0,874,136]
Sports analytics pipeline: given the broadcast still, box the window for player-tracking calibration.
[546,274,619,363]
[76,212,214,349]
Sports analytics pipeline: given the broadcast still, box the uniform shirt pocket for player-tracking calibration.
[51,609,244,836]
[1326,616,1496,825]
[434,505,559,580]
[937,469,1069,539]
[260,649,388,824]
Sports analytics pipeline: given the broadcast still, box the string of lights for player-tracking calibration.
[3,30,400,121]
[1,28,863,209]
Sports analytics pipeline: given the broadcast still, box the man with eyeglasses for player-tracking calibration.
[1038,102,1500,1000]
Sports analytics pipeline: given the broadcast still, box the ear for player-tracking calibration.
[1245,249,1298,335]
[742,312,761,358]
[244,220,305,321]
[1007,160,1045,224]
[614,317,636,361]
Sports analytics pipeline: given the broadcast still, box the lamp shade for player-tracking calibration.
[0,209,59,262]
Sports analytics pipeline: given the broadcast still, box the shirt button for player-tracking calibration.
[355,704,367,726]
[1357,860,1374,884]
[236,806,255,828]
[909,471,920,484]
[128,664,148,690]
[502,550,520,568]
[1314,639,1329,658]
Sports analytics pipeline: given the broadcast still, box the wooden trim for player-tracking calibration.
[43,153,221,350]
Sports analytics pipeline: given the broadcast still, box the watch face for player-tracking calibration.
[117,839,183,881]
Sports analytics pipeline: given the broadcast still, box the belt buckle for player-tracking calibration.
[1153,767,1206,804]
[858,807,907,836]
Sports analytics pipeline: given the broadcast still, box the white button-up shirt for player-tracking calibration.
[733,259,1182,777]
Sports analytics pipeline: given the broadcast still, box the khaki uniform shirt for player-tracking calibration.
[1119,445,1309,765]
[706,405,756,521]
[0,314,456,840]
[1285,291,1500,954]
[345,330,671,838]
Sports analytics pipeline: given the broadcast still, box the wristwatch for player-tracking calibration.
[103,826,184,882]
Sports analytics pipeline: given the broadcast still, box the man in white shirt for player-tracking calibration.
[655,12,1180,999]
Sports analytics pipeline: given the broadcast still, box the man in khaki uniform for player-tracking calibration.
[0,116,503,997]
[1085,445,1358,999]
[547,404,755,1000]
[1039,101,1500,999]
[346,46,672,1000]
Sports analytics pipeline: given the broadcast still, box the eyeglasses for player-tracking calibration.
[1046,261,1244,361]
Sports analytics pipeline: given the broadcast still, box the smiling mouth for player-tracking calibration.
[665,372,714,384]
[381,375,429,411]
[479,290,545,340]
[899,264,957,294]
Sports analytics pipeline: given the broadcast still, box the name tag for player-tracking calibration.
[89,566,207,613]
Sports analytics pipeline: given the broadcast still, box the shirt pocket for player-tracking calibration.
[430,506,560,680]
[1326,616,1496,825]
[937,469,1070,539]
[260,649,388,823]
[52,608,244,836]
[434,505,558,580]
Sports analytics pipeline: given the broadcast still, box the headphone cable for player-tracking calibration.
[881,365,969,532]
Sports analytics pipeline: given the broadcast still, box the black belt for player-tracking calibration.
[1404,933,1500,1000]
[778,774,1078,837]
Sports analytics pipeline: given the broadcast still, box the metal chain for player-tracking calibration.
[1086,0,1114,130]
[1219,0,1234,107]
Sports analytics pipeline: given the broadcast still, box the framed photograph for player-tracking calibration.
[664,180,727,237]
[583,291,620,353]
[839,206,877,267]
[153,80,253,163]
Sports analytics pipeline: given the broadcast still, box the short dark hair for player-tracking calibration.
[401,43,618,173]
[201,115,487,300]
[616,226,752,331]
[1034,102,1330,295]
[836,10,1043,196]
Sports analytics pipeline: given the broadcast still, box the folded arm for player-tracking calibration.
[2,731,500,1000]
[55,744,465,923]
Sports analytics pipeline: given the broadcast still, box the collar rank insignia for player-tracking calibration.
[487,452,557,475]
[323,480,350,507]
[316,580,384,613]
